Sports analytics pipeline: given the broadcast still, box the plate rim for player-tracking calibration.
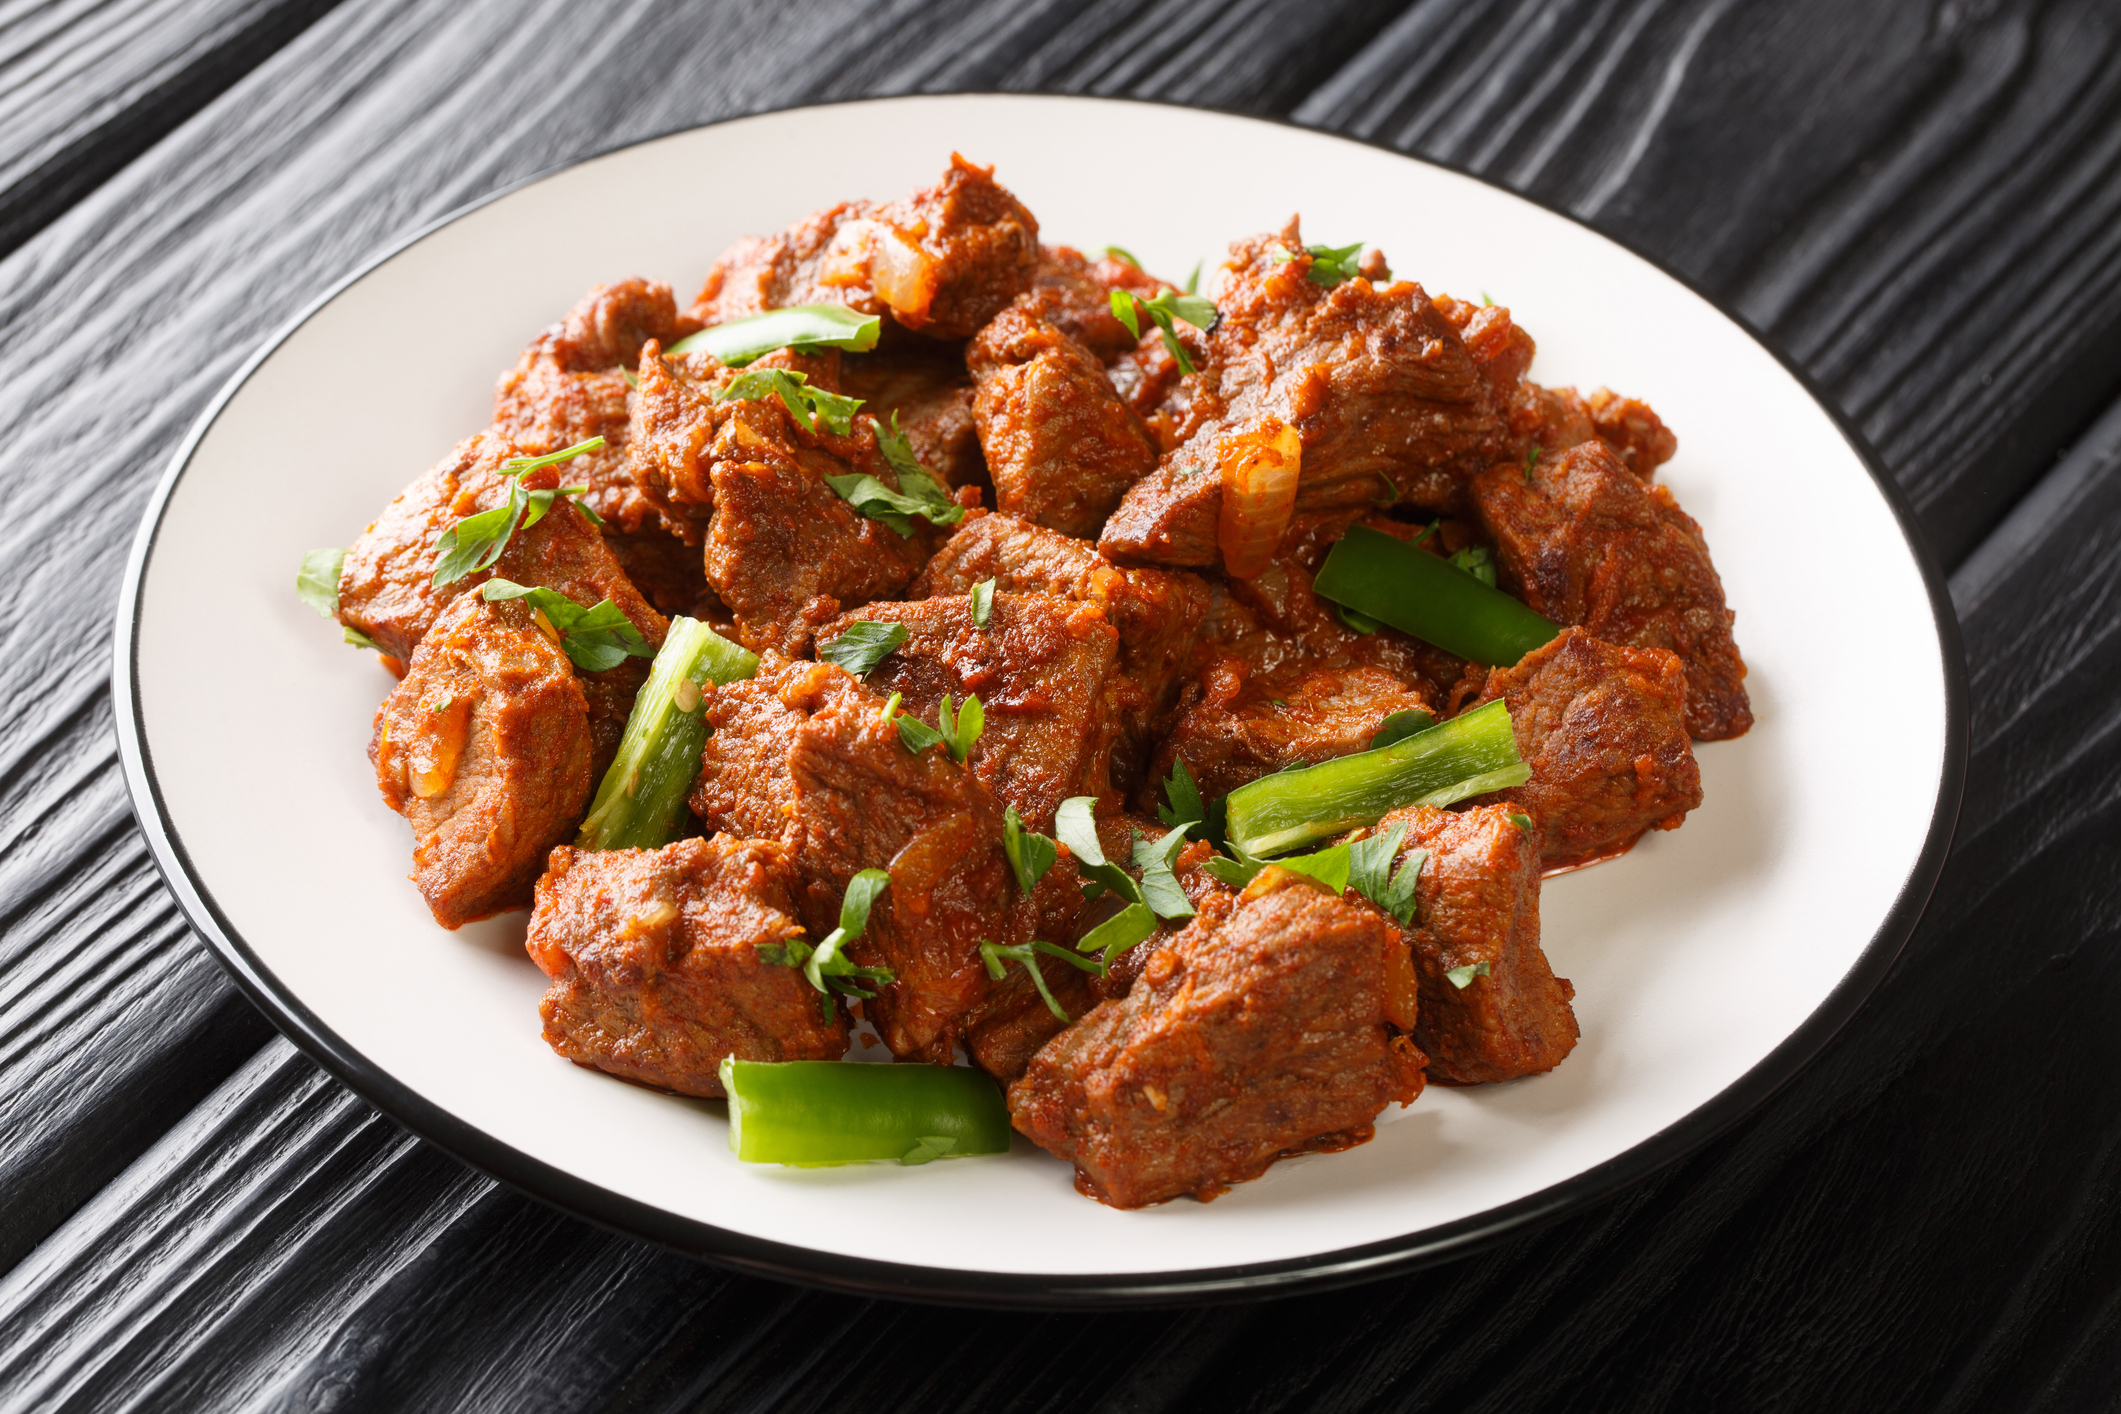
[110,91,1968,1308]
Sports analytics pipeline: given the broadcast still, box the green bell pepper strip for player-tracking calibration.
[664,305,882,365]
[1222,699,1530,857]
[719,1058,1013,1166]
[576,617,758,850]
[1313,524,1560,666]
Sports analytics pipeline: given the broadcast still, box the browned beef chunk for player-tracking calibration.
[603,526,722,621]
[911,513,1210,765]
[1020,245,1165,360]
[691,155,1040,339]
[821,592,1126,832]
[1474,628,1700,868]
[1375,803,1577,1083]
[337,431,666,665]
[1150,663,1436,805]
[967,305,1159,537]
[782,665,1033,1062]
[957,856,1092,1082]
[628,345,932,654]
[526,837,847,1096]
[370,594,594,928]
[491,279,700,534]
[1010,872,1426,1208]
[1098,218,1504,571]
[1472,440,1750,739]
[837,334,984,488]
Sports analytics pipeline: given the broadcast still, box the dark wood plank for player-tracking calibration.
[2,0,2120,1408]
[0,0,342,257]
[1298,0,2121,566]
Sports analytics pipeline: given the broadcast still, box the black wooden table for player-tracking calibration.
[4,2,2120,1408]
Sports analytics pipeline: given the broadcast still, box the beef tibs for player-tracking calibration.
[1475,628,1700,868]
[823,592,1126,831]
[686,654,1039,1063]
[967,304,1159,536]
[1151,663,1436,805]
[527,837,847,1097]
[491,278,700,533]
[1471,440,1750,739]
[1373,803,1577,1083]
[692,154,1040,339]
[627,346,933,653]
[1100,219,1504,572]
[1010,870,1426,1208]
[837,334,983,488]
[371,593,594,928]
[912,513,1211,768]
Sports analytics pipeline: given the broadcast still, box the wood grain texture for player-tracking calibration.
[0,0,342,257]
[2,0,2120,1408]
[1298,0,2121,566]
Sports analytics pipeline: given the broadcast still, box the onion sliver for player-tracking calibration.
[1216,416,1303,578]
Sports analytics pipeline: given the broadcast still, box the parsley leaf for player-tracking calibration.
[1274,842,1351,894]
[1445,960,1491,989]
[1369,709,1436,750]
[432,437,606,587]
[1509,812,1534,831]
[970,578,996,627]
[715,367,863,436]
[1101,245,1141,268]
[755,868,899,1020]
[1109,289,1218,375]
[980,939,1104,1021]
[664,304,881,366]
[1346,824,1423,927]
[1075,902,1159,966]
[1185,260,1202,295]
[1155,756,1225,844]
[818,621,907,677]
[1276,241,1366,288]
[887,692,983,762]
[1003,805,1058,895]
[825,412,964,536]
[478,580,655,673]
[1054,796,1144,910]
[297,548,379,650]
[1131,823,1196,921]
[889,698,944,755]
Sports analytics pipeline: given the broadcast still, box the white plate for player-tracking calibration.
[115,95,1963,1304]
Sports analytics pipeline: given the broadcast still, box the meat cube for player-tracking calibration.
[1009,872,1426,1208]
[1471,440,1750,739]
[370,594,594,928]
[491,279,700,533]
[838,334,984,488]
[687,654,1037,1062]
[1099,218,1504,571]
[911,513,1211,757]
[1149,662,1436,805]
[691,154,1040,339]
[1474,628,1701,868]
[957,857,1093,1082]
[527,837,848,1096]
[1585,387,1677,477]
[1375,803,1578,1083]
[821,592,1127,832]
[603,525,721,622]
[628,346,931,654]
[1020,245,1168,361]
[686,651,816,845]
[337,431,666,666]
[968,304,1159,537]
[783,665,1031,1062]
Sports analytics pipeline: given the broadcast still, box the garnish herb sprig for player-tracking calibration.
[1003,805,1058,895]
[979,940,1105,1022]
[887,691,983,763]
[479,580,655,673]
[1274,241,1370,288]
[970,578,996,627]
[1110,289,1218,375]
[825,412,964,537]
[1155,756,1226,846]
[818,621,907,676]
[757,869,898,1022]
[295,547,380,650]
[715,368,863,436]
[1054,797,1194,966]
[432,437,607,588]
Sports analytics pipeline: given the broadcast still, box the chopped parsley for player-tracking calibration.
[970,578,996,627]
[1445,960,1491,989]
[295,547,378,650]
[817,621,907,677]
[890,691,982,764]
[1274,241,1366,288]
[1003,805,1058,895]
[478,580,655,673]
[1346,824,1424,927]
[1110,289,1218,375]
[714,367,863,436]
[757,868,897,1021]
[431,437,607,587]
[826,413,964,536]
[979,939,1105,1021]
